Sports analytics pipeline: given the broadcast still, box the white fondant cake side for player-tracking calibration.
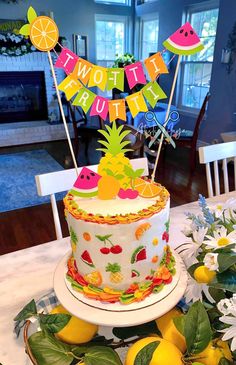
[66,199,170,291]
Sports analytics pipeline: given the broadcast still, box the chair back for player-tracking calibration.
[192,92,211,145]
[199,141,236,197]
[35,158,149,240]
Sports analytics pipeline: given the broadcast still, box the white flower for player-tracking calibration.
[184,274,215,304]
[15,49,21,56]
[203,226,236,250]
[210,198,236,219]
[21,45,26,51]
[203,253,219,271]
[180,227,207,268]
[219,316,236,351]
[1,47,6,52]
[218,295,236,316]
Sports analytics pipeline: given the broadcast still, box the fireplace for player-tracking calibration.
[0,71,48,123]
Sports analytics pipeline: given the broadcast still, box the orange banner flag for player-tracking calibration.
[88,65,107,91]
[108,99,126,122]
[144,52,168,81]
[71,58,93,85]
[126,91,148,118]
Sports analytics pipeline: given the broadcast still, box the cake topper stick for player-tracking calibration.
[19,7,79,176]
[151,55,181,182]
[151,22,204,182]
[47,51,79,175]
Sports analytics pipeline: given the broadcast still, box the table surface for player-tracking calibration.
[1,192,235,365]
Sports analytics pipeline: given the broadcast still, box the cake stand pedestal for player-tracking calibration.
[53,251,188,327]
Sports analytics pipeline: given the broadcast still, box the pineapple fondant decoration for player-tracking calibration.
[106,263,123,284]
[70,226,78,254]
[97,122,133,189]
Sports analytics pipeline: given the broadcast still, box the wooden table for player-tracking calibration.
[0,192,235,365]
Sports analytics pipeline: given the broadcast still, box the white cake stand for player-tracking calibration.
[53,251,188,327]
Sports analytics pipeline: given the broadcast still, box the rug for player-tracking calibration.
[0,150,66,213]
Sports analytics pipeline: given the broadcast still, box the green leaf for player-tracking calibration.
[219,358,232,365]
[115,174,124,180]
[134,168,144,178]
[214,244,236,253]
[217,252,236,273]
[27,6,37,23]
[124,165,135,178]
[208,287,226,302]
[14,299,37,321]
[28,331,73,365]
[173,315,186,336]
[209,270,236,292]
[134,341,159,365]
[105,169,114,176]
[184,301,212,355]
[39,313,71,333]
[112,321,161,340]
[84,346,122,365]
[19,23,30,36]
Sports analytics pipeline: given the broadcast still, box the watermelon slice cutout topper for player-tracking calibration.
[81,250,95,267]
[163,22,204,56]
[131,246,147,264]
[71,167,101,198]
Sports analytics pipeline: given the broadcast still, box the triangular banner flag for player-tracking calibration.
[58,75,82,100]
[124,61,146,90]
[71,58,93,85]
[88,66,107,91]
[72,87,96,113]
[144,52,168,81]
[142,81,167,108]
[90,96,109,120]
[54,48,78,75]
[126,91,148,118]
[107,68,124,91]
[108,99,126,122]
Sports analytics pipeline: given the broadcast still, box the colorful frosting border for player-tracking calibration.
[64,183,170,225]
[66,245,176,304]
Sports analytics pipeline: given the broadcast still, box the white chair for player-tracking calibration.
[199,141,236,197]
[35,157,149,240]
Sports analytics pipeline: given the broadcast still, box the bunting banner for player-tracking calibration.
[144,52,169,81]
[88,65,107,91]
[142,81,167,108]
[58,75,82,100]
[71,58,93,85]
[108,99,126,122]
[72,87,96,113]
[90,96,109,120]
[124,61,146,89]
[55,48,78,75]
[107,68,124,91]
[126,91,148,118]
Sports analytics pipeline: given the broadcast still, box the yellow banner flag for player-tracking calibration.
[58,75,82,100]
[88,65,107,91]
[71,58,93,85]
[108,99,126,122]
[144,52,168,81]
[126,92,148,118]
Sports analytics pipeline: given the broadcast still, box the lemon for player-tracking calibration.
[193,266,216,284]
[155,308,186,353]
[125,337,183,365]
[50,304,98,344]
[194,339,232,365]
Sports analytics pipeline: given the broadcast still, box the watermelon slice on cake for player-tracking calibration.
[81,250,95,267]
[70,167,101,198]
[163,22,204,56]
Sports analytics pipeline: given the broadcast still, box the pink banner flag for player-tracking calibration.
[124,61,146,90]
[54,48,78,75]
[90,96,109,120]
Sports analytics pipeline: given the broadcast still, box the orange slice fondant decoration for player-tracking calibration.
[30,16,59,51]
[134,178,163,198]
[135,222,151,240]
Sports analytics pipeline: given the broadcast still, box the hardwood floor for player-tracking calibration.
[0,139,234,255]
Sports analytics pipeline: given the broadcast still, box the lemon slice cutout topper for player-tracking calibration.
[30,16,59,52]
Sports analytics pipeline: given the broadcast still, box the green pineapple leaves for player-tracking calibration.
[97,122,133,156]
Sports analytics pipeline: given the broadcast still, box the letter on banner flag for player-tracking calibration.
[72,87,96,113]
[88,66,107,91]
[71,59,93,85]
[58,75,82,101]
[90,96,109,120]
[108,99,126,122]
[124,62,146,90]
[144,52,168,81]
[54,48,78,75]
[107,68,124,91]
[142,81,167,108]
[126,91,148,118]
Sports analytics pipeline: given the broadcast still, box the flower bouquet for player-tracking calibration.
[179,195,236,363]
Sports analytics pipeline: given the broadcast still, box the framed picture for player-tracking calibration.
[72,34,88,59]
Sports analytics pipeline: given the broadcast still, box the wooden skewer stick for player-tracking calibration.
[47,51,79,176]
[151,54,182,182]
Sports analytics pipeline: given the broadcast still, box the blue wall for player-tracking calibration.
[1,0,235,143]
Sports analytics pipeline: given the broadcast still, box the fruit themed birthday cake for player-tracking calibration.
[64,122,176,304]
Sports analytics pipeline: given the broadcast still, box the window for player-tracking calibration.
[96,15,129,68]
[95,0,130,5]
[140,15,159,60]
[178,3,219,112]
